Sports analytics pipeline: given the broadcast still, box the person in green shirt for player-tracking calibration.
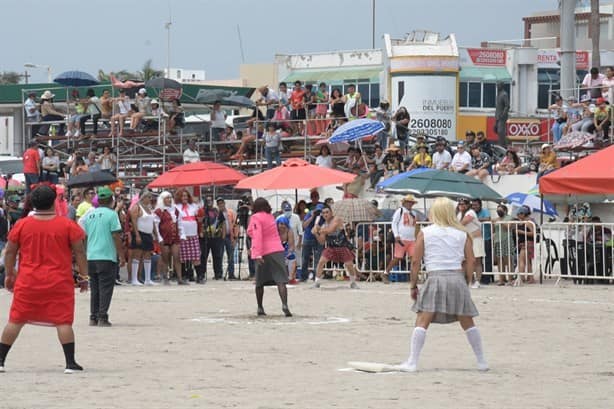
[82,187,125,327]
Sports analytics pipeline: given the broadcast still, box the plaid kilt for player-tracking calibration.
[322,246,355,263]
[180,236,201,262]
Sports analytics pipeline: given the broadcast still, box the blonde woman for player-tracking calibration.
[400,197,488,372]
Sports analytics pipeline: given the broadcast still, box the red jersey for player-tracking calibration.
[8,216,85,325]
[22,148,40,174]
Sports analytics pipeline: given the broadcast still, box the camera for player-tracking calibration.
[313,209,321,216]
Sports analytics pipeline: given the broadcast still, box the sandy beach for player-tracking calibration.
[0,279,613,409]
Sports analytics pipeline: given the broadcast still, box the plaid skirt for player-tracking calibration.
[322,246,355,263]
[412,270,479,324]
[179,236,201,262]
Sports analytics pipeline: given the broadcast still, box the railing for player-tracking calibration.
[352,220,539,285]
[540,222,614,284]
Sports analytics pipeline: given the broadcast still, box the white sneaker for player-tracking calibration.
[471,281,480,289]
[74,130,81,137]
[397,361,417,372]
[0,366,5,373]
[144,280,157,286]
[308,272,314,280]
[65,131,73,137]
[131,281,143,286]
[311,281,321,289]
[477,362,489,371]
[350,281,359,289]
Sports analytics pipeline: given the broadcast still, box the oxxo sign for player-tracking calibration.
[506,119,542,141]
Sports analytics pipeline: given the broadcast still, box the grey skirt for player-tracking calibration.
[411,269,479,324]
[255,251,289,287]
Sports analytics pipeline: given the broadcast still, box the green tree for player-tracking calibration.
[0,71,22,84]
[138,59,163,81]
[97,60,163,82]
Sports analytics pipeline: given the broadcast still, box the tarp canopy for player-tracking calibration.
[282,67,382,83]
[459,66,511,82]
[539,145,614,203]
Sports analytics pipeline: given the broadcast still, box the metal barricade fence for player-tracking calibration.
[352,220,539,283]
[540,222,614,284]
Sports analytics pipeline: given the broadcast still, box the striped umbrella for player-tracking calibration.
[329,118,384,144]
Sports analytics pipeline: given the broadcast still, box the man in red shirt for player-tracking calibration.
[22,141,41,194]
[290,80,306,135]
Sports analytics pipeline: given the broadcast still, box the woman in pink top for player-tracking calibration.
[247,198,292,317]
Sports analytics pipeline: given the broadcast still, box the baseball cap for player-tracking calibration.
[138,88,147,94]
[517,205,531,216]
[282,202,292,211]
[216,197,225,203]
[457,140,465,147]
[315,204,324,211]
[541,143,550,150]
[97,186,113,200]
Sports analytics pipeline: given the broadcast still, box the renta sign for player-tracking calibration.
[537,50,589,70]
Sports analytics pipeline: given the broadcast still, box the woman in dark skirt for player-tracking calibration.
[247,198,292,317]
[400,197,488,372]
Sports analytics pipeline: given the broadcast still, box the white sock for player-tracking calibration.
[407,327,427,368]
[315,276,320,282]
[143,260,152,282]
[465,326,488,370]
[131,260,140,283]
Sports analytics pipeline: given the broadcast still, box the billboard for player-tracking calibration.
[392,75,457,140]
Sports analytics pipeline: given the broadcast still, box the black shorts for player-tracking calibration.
[130,231,154,251]
[291,108,306,121]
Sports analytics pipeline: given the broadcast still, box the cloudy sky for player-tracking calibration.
[1,0,556,83]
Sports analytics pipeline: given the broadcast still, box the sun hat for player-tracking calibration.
[97,186,113,200]
[138,88,147,95]
[40,90,55,100]
[541,143,550,150]
[276,216,290,227]
[402,194,417,203]
[150,99,159,105]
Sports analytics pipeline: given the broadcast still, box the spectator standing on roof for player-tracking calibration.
[22,141,40,194]
[582,67,606,99]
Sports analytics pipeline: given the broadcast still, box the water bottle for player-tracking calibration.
[50,124,56,137]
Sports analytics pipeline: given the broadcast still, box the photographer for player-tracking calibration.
[236,195,255,278]
[300,203,325,281]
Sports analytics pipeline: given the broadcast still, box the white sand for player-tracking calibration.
[1,280,613,409]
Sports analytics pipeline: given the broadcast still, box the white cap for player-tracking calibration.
[541,143,550,150]
[138,88,147,94]
[150,99,159,105]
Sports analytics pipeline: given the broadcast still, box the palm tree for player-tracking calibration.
[139,59,163,81]
[0,71,22,84]
[590,0,600,68]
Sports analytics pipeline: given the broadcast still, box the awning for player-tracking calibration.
[459,66,511,82]
[282,67,382,83]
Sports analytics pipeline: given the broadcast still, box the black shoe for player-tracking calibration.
[282,306,292,317]
[89,319,98,326]
[114,279,123,286]
[98,318,112,327]
[227,276,237,281]
[177,280,190,285]
[257,307,266,316]
[64,362,84,374]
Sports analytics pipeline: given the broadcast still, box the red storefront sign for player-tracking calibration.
[537,50,590,70]
[467,49,506,66]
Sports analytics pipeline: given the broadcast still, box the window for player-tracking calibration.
[459,81,510,109]
[369,83,380,107]
[468,83,481,107]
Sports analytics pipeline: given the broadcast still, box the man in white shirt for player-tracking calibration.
[183,140,200,164]
[384,194,419,282]
[582,67,606,99]
[257,86,279,119]
[24,92,40,137]
[431,141,452,170]
[210,102,226,142]
[450,141,472,174]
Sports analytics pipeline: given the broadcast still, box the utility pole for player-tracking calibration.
[371,0,376,49]
[165,21,172,79]
[590,0,601,68]
[560,0,576,99]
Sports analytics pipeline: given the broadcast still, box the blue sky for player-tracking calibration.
[1,0,555,83]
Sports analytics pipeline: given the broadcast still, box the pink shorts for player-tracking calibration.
[393,240,415,259]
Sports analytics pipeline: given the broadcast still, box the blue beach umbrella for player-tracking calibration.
[54,70,99,87]
[329,118,384,144]
[505,192,558,216]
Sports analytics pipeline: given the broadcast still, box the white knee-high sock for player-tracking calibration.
[131,260,140,283]
[407,327,427,367]
[465,326,488,370]
[143,259,152,282]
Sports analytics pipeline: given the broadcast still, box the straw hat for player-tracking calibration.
[541,143,550,151]
[40,90,55,100]
[402,194,417,203]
